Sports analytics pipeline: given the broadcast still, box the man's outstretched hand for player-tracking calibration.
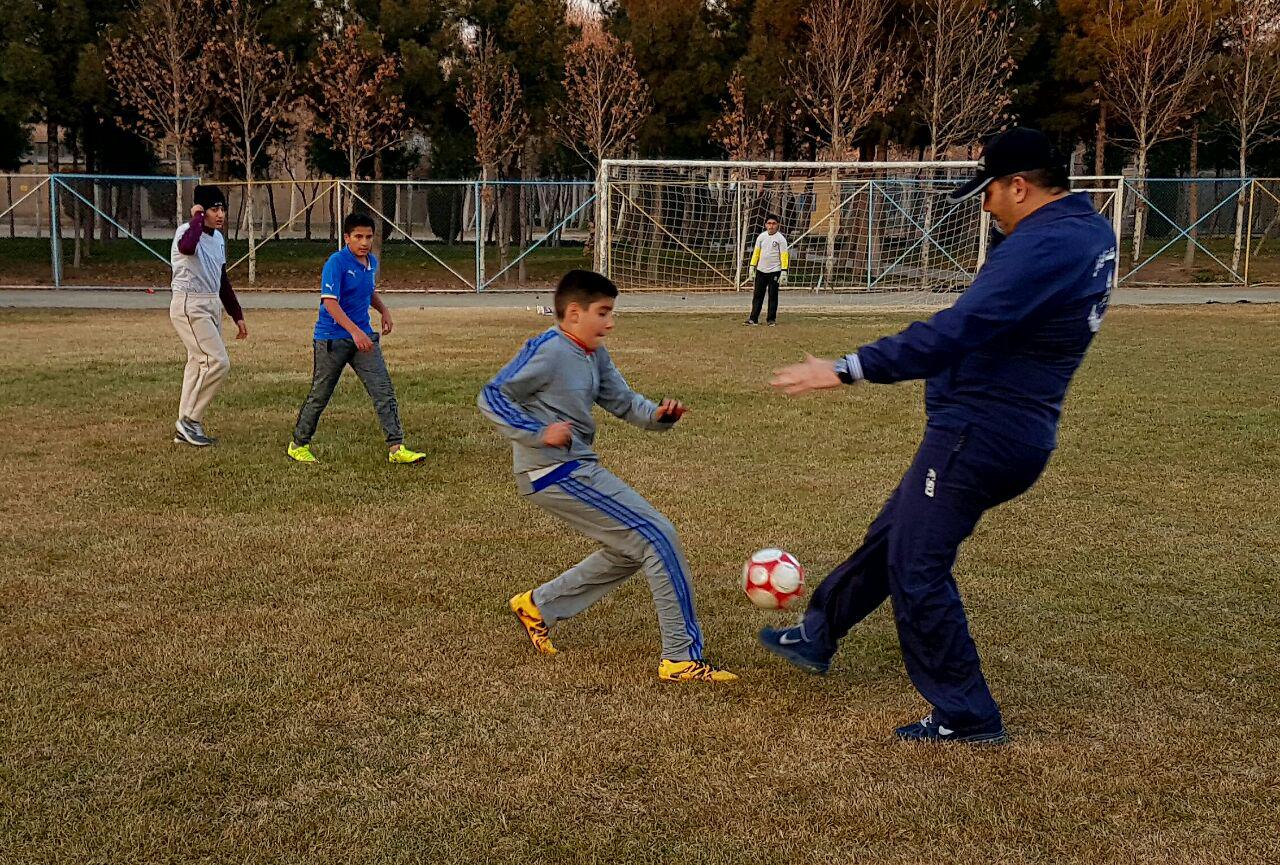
[770,353,842,395]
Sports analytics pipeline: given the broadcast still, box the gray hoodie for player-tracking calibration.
[477,327,674,480]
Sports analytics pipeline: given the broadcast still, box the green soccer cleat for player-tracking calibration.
[388,445,426,464]
[287,442,318,463]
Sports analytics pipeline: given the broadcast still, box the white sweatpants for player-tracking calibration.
[169,291,229,423]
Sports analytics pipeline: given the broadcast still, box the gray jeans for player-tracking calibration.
[292,337,404,446]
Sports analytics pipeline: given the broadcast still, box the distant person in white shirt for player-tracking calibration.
[746,214,789,326]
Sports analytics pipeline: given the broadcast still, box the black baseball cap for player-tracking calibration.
[947,127,1068,203]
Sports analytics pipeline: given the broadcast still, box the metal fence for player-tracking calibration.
[2,173,1278,291]
[0,175,595,292]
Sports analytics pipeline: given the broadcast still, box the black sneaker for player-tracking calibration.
[766,321,777,327]
[894,712,1009,746]
[757,625,831,675]
[174,418,213,447]
[744,319,759,326]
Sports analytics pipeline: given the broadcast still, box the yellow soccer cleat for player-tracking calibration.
[658,659,739,683]
[287,442,318,463]
[389,445,427,464]
[509,590,557,656]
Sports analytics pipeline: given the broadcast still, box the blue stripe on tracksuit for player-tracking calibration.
[482,330,557,431]
[558,477,704,658]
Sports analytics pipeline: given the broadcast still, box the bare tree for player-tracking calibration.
[207,0,299,283]
[711,71,776,161]
[106,0,213,225]
[787,0,906,160]
[1220,0,1280,270]
[1091,0,1218,263]
[911,0,1018,160]
[308,23,408,216]
[550,31,650,172]
[459,34,529,184]
[458,34,529,280]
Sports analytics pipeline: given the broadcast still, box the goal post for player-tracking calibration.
[598,158,985,294]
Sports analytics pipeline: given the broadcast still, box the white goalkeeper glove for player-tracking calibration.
[779,271,788,286]
[748,265,757,280]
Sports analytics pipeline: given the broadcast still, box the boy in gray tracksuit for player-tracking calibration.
[478,270,736,683]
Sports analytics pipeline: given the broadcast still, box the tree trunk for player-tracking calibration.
[1094,103,1108,213]
[824,167,837,288]
[71,146,82,271]
[497,165,510,286]
[481,162,497,288]
[174,144,184,227]
[646,183,662,285]
[1183,123,1199,268]
[920,146,939,289]
[344,148,359,239]
[133,185,143,238]
[332,179,343,239]
[47,122,60,174]
[1232,135,1247,274]
[247,176,257,284]
[48,122,61,271]
[373,153,385,257]
[1132,148,1148,266]
[1094,103,1107,177]
[302,182,313,241]
[346,158,358,247]
[518,145,531,286]
[84,124,96,253]
[6,175,14,238]
[268,183,280,235]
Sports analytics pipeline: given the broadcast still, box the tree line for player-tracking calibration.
[1,0,1277,187]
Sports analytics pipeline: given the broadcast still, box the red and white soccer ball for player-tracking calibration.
[741,548,805,610]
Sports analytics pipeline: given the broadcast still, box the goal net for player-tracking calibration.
[598,159,988,300]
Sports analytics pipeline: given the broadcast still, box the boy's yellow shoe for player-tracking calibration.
[658,659,739,683]
[509,590,557,656]
[287,442,318,463]
[389,445,426,464]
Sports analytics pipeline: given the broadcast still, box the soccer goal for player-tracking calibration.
[597,159,988,296]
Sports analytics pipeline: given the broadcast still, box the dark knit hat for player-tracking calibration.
[193,184,226,210]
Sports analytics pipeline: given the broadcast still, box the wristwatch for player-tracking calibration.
[834,353,863,385]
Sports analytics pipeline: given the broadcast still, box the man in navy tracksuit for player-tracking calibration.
[761,128,1118,745]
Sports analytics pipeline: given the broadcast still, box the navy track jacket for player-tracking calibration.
[856,193,1117,450]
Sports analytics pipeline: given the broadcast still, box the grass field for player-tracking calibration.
[2,306,1278,864]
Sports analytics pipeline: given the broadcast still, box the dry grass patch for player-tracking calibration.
[1,306,1278,863]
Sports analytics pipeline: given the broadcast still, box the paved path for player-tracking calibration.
[2,286,1278,311]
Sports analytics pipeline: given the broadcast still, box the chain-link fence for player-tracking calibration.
[3,173,1277,290]
[215,178,595,291]
[1118,177,1280,286]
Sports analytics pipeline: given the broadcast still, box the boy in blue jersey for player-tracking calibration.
[478,270,737,683]
[761,128,1117,744]
[287,213,425,464]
